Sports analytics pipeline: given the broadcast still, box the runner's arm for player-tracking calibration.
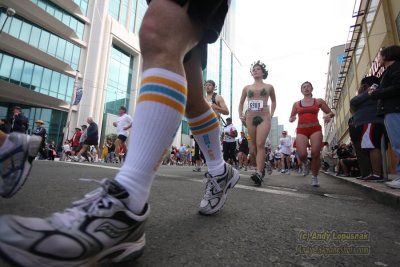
[269,86,276,118]
[215,95,229,115]
[289,102,297,123]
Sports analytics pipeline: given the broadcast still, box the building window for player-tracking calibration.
[30,0,85,39]
[181,120,189,135]
[220,39,232,116]
[129,0,138,32]
[0,11,81,69]
[109,0,121,21]
[134,0,147,33]
[0,52,75,103]
[205,40,221,89]
[104,45,134,115]
[0,102,67,148]
[73,0,89,16]
[120,0,129,26]
[355,32,365,64]
[366,0,380,34]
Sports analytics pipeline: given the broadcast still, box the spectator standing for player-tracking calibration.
[69,127,82,156]
[8,106,28,134]
[32,120,47,159]
[351,76,386,180]
[370,45,400,189]
[48,140,56,160]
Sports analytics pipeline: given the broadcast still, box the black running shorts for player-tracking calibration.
[147,0,228,43]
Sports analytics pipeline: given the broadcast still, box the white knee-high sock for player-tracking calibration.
[116,68,187,213]
[188,109,225,177]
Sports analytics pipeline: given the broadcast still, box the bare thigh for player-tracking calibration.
[140,0,204,72]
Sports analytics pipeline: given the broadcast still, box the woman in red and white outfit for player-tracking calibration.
[289,81,334,187]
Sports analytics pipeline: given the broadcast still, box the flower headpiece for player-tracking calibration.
[250,60,268,79]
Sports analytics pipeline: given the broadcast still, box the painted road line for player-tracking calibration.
[58,162,308,198]
[188,179,308,199]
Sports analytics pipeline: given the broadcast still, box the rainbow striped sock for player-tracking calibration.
[116,68,187,213]
[188,109,225,176]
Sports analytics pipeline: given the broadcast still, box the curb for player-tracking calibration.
[321,171,400,210]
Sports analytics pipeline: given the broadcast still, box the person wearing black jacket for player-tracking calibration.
[8,106,28,134]
[72,117,100,162]
[32,120,47,159]
[350,76,386,180]
[369,45,400,189]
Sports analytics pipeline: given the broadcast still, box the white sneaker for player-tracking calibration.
[0,179,149,266]
[385,177,400,189]
[311,176,319,187]
[199,164,240,215]
[0,133,42,198]
[303,161,310,176]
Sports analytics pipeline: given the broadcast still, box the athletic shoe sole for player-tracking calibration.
[1,135,42,198]
[0,234,145,267]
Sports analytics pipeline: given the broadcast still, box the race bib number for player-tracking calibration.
[249,100,263,111]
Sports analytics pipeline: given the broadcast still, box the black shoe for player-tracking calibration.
[250,172,263,186]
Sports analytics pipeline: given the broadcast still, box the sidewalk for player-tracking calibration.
[322,171,400,209]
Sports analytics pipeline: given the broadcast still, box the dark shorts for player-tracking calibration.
[84,139,98,146]
[147,0,229,69]
[193,141,200,160]
[342,158,358,168]
[117,135,127,142]
[239,148,249,155]
[148,0,228,43]
[353,123,387,149]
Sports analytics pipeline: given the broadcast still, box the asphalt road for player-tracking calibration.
[0,161,399,267]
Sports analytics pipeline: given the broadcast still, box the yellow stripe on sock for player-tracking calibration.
[188,112,217,128]
[191,121,220,135]
[137,94,185,114]
[141,76,187,96]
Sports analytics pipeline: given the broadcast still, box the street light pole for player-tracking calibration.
[0,8,16,34]
[63,70,79,143]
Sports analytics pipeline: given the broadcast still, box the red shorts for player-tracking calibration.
[296,125,322,138]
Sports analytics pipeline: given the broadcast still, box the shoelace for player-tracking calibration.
[52,178,117,229]
[203,173,222,200]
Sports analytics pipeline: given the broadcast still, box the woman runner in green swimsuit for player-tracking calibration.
[238,61,276,185]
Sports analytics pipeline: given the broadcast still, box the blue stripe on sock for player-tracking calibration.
[140,84,186,106]
[189,117,219,132]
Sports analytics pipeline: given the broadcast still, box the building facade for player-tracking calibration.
[324,44,346,146]
[0,0,242,148]
[0,0,146,147]
[332,0,399,143]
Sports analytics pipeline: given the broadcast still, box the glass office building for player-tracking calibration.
[0,0,146,149]
[0,0,240,149]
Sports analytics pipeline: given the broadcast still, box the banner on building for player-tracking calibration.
[72,87,83,106]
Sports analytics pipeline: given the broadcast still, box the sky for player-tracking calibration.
[232,0,357,136]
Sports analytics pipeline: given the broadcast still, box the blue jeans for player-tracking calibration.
[384,113,400,175]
